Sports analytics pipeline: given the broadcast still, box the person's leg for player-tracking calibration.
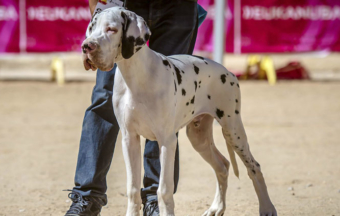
[72,66,119,205]
[141,0,198,203]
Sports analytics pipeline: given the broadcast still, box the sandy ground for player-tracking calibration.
[0,81,339,216]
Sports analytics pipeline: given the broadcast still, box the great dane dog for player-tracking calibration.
[81,7,277,216]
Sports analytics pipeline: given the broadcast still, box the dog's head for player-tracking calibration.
[81,7,151,71]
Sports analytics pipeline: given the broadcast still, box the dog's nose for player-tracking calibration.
[82,41,97,54]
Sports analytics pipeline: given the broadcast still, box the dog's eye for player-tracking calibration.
[107,27,118,34]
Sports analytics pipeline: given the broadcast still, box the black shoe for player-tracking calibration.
[143,200,159,216]
[64,190,105,216]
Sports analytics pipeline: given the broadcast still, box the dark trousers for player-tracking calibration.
[73,0,198,205]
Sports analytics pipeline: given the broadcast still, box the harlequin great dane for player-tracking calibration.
[81,7,277,216]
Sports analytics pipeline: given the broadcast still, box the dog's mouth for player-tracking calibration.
[83,53,114,72]
[83,53,98,71]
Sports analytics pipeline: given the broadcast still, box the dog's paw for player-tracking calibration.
[260,204,277,216]
[202,203,225,216]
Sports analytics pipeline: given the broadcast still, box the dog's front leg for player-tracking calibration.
[157,135,177,216]
[122,132,142,216]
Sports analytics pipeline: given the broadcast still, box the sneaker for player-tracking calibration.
[64,190,105,216]
[143,200,159,216]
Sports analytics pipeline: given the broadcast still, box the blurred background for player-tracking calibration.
[0,0,340,215]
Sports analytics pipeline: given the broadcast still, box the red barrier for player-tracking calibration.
[1,0,340,53]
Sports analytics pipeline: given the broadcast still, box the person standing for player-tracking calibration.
[65,0,201,215]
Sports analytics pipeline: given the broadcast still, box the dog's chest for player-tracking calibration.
[123,102,158,141]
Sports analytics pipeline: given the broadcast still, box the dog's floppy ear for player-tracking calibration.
[121,10,151,59]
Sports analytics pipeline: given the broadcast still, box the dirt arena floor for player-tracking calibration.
[0,81,339,216]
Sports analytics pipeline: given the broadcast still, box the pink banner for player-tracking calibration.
[196,0,340,53]
[25,0,90,52]
[1,0,340,53]
[0,0,20,53]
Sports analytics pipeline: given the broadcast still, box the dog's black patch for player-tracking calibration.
[208,95,211,99]
[230,82,235,86]
[121,12,136,59]
[209,75,211,78]
[238,137,240,139]
[237,83,239,88]
[144,33,150,41]
[194,81,197,91]
[221,74,226,84]
[174,80,177,92]
[199,81,201,84]
[192,55,208,64]
[193,64,199,74]
[255,162,260,167]
[216,108,224,119]
[182,89,186,96]
[252,169,256,174]
[174,66,182,85]
[235,110,239,114]
[181,70,185,74]
[192,111,194,114]
[135,37,144,46]
[136,47,142,52]
[227,115,230,117]
[190,95,195,104]
[186,102,189,106]
[235,99,238,103]
[162,60,171,68]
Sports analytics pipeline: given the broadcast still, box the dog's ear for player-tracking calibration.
[121,10,151,59]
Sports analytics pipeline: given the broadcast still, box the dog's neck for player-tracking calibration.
[116,45,159,92]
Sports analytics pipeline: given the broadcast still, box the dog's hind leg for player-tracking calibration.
[122,132,142,216]
[220,113,277,216]
[186,114,229,216]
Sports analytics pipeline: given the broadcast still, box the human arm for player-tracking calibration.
[89,0,99,16]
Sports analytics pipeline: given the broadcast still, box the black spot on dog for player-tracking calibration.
[135,37,144,46]
[190,96,195,104]
[136,47,142,52]
[144,33,150,41]
[255,162,260,167]
[209,75,211,78]
[208,95,211,99]
[236,99,238,103]
[174,66,182,85]
[238,137,240,139]
[194,81,197,91]
[182,89,186,96]
[199,85,201,88]
[174,80,177,92]
[186,102,189,106]
[193,64,199,74]
[181,70,185,74]
[162,60,170,67]
[228,115,230,117]
[235,110,239,114]
[221,74,226,84]
[252,169,256,174]
[216,108,224,119]
[230,82,235,86]
[237,83,239,88]
[245,160,249,163]
[199,81,201,84]
[192,55,208,64]
[192,111,194,114]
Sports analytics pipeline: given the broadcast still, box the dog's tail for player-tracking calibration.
[227,142,239,178]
